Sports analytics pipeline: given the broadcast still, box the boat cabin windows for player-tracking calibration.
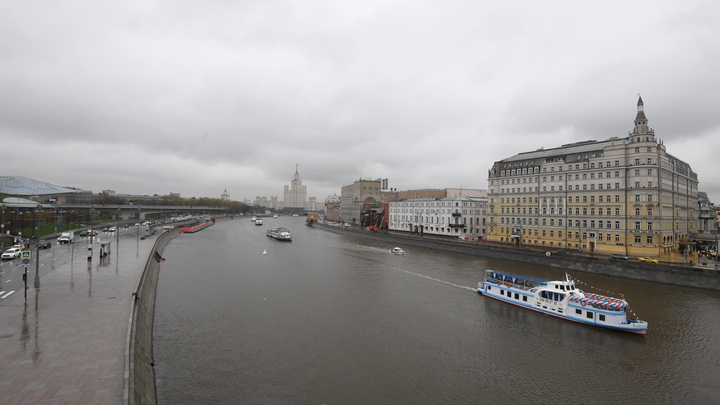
[575,309,582,315]
[599,314,606,322]
[514,293,519,300]
[586,311,593,319]
[540,291,565,302]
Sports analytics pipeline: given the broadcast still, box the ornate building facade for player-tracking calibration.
[389,196,488,238]
[487,97,699,257]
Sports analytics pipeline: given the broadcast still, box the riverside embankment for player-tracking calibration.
[318,223,720,291]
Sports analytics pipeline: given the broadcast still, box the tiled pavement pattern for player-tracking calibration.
[0,238,155,405]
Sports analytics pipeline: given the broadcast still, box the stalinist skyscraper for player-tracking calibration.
[283,164,307,208]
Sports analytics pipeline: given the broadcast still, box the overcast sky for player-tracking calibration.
[2,1,719,204]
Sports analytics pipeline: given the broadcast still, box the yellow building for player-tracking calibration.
[487,97,698,258]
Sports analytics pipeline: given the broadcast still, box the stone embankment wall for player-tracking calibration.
[125,228,179,405]
[320,224,720,291]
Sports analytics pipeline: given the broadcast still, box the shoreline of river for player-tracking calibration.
[318,223,720,291]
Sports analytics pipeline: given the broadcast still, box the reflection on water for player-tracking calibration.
[154,219,720,405]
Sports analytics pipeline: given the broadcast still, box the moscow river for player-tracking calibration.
[154,217,720,404]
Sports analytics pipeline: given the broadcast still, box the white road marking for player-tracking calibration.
[1,290,14,299]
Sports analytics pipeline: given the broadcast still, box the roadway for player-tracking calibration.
[0,226,148,305]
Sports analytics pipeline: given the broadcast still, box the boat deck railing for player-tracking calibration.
[485,278,536,292]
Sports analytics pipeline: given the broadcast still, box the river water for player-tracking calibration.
[154,218,720,404]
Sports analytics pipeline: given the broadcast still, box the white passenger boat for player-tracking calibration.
[255,219,263,226]
[266,227,292,241]
[251,216,257,222]
[477,270,648,336]
[390,247,405,255]
[273,214,279,218]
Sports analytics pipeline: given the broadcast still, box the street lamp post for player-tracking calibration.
[136,207,140,257]
[88,207,94,261]
[117,208,121,247]
[1,204,5,251]
[34,206,42,288]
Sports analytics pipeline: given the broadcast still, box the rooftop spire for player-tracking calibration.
[633,95,649,135]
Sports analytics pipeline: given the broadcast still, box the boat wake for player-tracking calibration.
[392,267,476,292]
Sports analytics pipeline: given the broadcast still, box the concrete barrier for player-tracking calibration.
[125,227,180,405]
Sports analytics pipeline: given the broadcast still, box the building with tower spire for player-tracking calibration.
[220,188,230,201]
[486,96,699,258]
[283,165,307,209]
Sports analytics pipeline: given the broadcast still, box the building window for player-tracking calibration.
[635,236,641,243]
[647,236,653,244]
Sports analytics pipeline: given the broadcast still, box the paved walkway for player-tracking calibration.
[0,235,155,405]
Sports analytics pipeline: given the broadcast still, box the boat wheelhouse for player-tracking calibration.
[477,270,648,336]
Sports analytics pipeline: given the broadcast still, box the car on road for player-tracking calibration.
[556,249,571,255]
[1,247,22,260]
[638,257,659,263]
[38,240,52,249]
[88,230,98,237]
[108,227,117,232]
[78,230,88,237]
[610,254,629,260]
[57,236,71,244]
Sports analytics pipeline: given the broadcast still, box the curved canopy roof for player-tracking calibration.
[0,176,79,196]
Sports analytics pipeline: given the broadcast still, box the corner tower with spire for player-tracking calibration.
[632,95,653,138]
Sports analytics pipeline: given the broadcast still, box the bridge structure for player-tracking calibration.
[1,201,227,221]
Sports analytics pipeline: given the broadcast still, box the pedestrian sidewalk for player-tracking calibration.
[0,238,155,405]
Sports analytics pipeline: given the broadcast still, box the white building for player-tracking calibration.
[389,196,488,238]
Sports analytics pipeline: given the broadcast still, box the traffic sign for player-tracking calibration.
[22,258,30,265]
[21,250,32,259]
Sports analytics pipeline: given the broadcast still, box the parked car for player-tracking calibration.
[38,240,52,249]
[556,249,571,255]
[1,247,22,260]
[638,257,658,264]
[610,254,629,260]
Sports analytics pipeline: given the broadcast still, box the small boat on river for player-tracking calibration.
[251,216,257,222]
[390,247,405,255]
[266,227,292,241]
[477,270,648,336]
[255,219,263,226]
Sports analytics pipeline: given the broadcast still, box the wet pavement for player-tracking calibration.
[0,232,156,405]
